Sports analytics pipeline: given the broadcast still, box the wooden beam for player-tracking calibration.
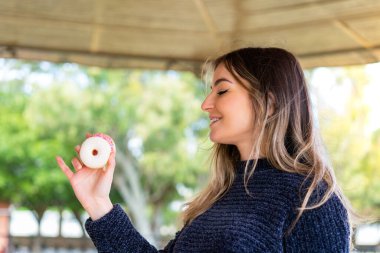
[3,43,380,70]
[241,0,348,14]
[298,44,380,58]
[192,0,219,35]
[333,19,379,61]
[90,0,104,52]
[0,45,205,73]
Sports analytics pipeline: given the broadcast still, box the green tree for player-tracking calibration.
[0,60,210,246]
[308,66,380,218]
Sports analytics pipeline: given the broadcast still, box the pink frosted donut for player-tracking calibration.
[79,133,115,169]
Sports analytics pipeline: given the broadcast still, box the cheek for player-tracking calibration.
[231,101,256,133]
[231,113,255,133]
[229,97,255,124]
[224,102,255,132]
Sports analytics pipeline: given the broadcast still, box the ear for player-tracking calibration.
[267,92,276,117]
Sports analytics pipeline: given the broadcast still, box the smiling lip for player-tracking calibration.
[209,117,221,126]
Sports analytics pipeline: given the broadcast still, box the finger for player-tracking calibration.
[56,156,74,180]
[71,157,83,172]
[103,152,116,180]
[86,132,92,138]
[75,145,81,155]
[105,151,116,172]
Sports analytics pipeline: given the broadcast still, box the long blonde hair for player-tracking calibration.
[182,47,354,235]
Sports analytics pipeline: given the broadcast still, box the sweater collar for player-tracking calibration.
[235,159,273,174]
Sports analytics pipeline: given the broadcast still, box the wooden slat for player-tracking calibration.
[229,22,363,55]
[0,0,95,23]
[99,0,205,31]
[0,15,92,50]
[0,0,207,32]
[0,14,214,59]
[205,0,380,32]
[99,27,215,59]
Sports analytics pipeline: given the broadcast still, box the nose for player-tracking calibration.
[201,93,214,112]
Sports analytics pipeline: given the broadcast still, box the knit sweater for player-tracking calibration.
[85,159,350,253]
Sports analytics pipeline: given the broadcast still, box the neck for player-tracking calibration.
[237,144,265,161]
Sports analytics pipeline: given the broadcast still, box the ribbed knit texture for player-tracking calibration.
[85,159,350,253]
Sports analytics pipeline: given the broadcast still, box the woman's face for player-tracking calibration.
[201,63,256,157]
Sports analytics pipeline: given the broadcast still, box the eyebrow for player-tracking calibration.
[211,78,233,89]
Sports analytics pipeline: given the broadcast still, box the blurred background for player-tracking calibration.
[1,0,380,252]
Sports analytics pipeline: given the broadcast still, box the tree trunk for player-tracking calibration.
[352,226,357,248]
[114,147,156,246]
[152,204,163,242]
[73,210,86,238]
[31,208,45,253]
[58,208,63,237]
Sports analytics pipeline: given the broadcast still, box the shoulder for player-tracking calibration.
[261,165,351,250]
[243,164,307,201]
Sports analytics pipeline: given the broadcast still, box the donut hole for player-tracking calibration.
[92,149,98,156]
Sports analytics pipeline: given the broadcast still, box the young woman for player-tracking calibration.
[57,47,352,252]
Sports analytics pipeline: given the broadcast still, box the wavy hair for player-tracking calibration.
[182,47,353,235]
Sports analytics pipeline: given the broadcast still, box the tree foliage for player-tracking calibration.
[308,66,380,218]
[0,59,210,243]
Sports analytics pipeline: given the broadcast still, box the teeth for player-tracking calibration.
[210,118,220,123]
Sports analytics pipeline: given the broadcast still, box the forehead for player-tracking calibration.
[211,62,253,92]
[212,63,234,82]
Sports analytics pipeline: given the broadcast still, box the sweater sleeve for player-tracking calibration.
[283,193,350,253]
[85,204,160,253]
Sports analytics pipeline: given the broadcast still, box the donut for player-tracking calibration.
[79,133,115,169]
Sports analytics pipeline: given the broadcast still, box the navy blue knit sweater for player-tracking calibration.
[85,159,350,252]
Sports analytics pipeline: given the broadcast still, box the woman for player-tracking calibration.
[56,47,352,252]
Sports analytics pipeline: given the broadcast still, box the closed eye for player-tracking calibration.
[217,89,229,95]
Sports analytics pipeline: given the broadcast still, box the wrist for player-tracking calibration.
[84,197,113,221]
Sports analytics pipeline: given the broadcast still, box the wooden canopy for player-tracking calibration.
[1,0,380,72]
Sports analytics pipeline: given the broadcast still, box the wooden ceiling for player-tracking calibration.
[0,0,380,72]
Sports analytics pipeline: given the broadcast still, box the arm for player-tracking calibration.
[56,134,165,252]
[85,204,159,253]
[85,204,183,253]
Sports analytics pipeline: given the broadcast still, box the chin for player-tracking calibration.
[209,134,230,145]
[209,135,220,144]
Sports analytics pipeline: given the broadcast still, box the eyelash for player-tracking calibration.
[217,89,229,95]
